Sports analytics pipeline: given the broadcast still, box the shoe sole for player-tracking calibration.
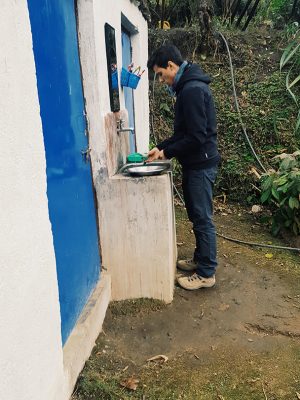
[178,284,215,291]
[177,278,216,290]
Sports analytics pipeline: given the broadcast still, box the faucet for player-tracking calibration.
[117,127,135,135]
[116,118,135,135]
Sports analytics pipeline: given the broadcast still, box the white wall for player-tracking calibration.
[99,174,176,302]
[0,2,65,399]
[0,1,153,398]
[77,0,176,303]
[92,0,150,153]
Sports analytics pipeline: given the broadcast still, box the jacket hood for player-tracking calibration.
[175,63,211,93]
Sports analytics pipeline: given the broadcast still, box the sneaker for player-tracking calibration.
[177,258,198,271]
[175,270,189,279]
[177,273,216,290]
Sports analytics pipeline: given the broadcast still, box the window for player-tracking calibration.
[105,23,120,112]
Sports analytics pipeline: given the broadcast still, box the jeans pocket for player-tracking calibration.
[205,167,218,184]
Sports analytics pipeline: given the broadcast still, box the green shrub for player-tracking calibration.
[258,0,297,26]
[280,30,300,134]
[260,151,300,236]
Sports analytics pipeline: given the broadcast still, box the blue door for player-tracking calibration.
[27,0,101,344]
[122,30,136,152]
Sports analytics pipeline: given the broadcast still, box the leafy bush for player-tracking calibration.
[280,29,300,133]
[148,26,300,202]
[260,151,300,236]
[258,0,299,26]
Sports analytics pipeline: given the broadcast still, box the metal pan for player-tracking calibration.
[126,165,168,177]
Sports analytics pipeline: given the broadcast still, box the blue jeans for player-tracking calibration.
[182,167,218,278]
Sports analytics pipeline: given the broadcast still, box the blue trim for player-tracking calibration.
[27,0,101,344]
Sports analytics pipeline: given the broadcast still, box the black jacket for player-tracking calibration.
[157,63,220,169]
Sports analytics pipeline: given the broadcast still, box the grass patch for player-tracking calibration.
[108,298,167,318]
[73,345,300,399]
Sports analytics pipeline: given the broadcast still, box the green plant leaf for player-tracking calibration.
[289,196,300,209]
[159,103,171,113]
[284,219,292,227]
[286,206,294,218]
[278,182,292,193]
[261,188,271,203]
[288,73,300,89]
[271,187,280,201]
[279,196,288,206]
[292,222,299,235]
[274,175,288,186]
[261,174,276,191]
[280,155,296,171]
[296,110,300,133]
[286,71,298,106]
[280,40,300,71]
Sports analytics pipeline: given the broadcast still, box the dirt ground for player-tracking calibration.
[73,203,300,400]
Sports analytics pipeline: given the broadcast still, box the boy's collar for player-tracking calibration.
[168,61,188,97]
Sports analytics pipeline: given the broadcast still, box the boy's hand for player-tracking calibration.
[147,147,160,162]
[158,150,167,160]
[147,148,167,162]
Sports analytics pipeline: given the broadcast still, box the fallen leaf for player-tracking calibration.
[248,338,254,342]
[147,354,168,363]
[265,253,273,258]
[296,392,300,399]
[122,365,129,372]
[247,377,261,383]
[120,377,139,391]
[218,303,230,311]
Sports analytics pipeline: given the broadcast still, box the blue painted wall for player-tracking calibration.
[27,0,101,344]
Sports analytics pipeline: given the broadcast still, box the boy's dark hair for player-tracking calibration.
[147,45,183,69]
